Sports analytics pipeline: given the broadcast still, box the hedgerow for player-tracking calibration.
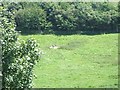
[15,7,52,34]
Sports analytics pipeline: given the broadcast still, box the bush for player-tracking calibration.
[14,2,118,35]
[42,2,118,34]
[49,9,76,32]
[1,3,41,89]
[15,7,52,34]
[40,2,76,34]
[73,2,118,34]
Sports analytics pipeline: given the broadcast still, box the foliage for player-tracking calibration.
[15,6,52,34]
[0,3,41,89]
[14,2,119,34]
[72,2,118,33]
[118,1,120,26]
[40,3,75,32]
[40,2,118,34]
[118,1,120,12]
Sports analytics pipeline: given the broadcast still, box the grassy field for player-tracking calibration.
[20,33,118,88]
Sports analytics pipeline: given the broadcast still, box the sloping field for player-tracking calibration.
[20,33,118,88]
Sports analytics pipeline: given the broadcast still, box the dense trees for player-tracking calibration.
[14,2,118,34]
[15,7,52,34]
[118,1,120,29]
[118,1,120,12]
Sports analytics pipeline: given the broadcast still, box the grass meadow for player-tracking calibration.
[20,33,118,88]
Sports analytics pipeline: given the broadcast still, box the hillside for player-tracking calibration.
[20,33,118,88]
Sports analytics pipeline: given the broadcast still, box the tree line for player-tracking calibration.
[3,2,119,35]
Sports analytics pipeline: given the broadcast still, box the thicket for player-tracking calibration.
[15,7,52,34]
[14,2,119,34]
[0,2,41,89]
[118,1,120,28]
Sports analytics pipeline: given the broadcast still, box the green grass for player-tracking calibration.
[20,33,118,88]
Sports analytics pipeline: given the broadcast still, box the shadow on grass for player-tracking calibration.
[54,30,119,36]
[16,29,119,36]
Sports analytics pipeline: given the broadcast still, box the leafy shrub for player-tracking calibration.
[1,3,41,89]
[41,2,118,34]
[118,2,120,31]
[40,2,76,34]
[73,2,118,34]
[15,7,52,34]
[14,2,119,34]
[49,9,76,32]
